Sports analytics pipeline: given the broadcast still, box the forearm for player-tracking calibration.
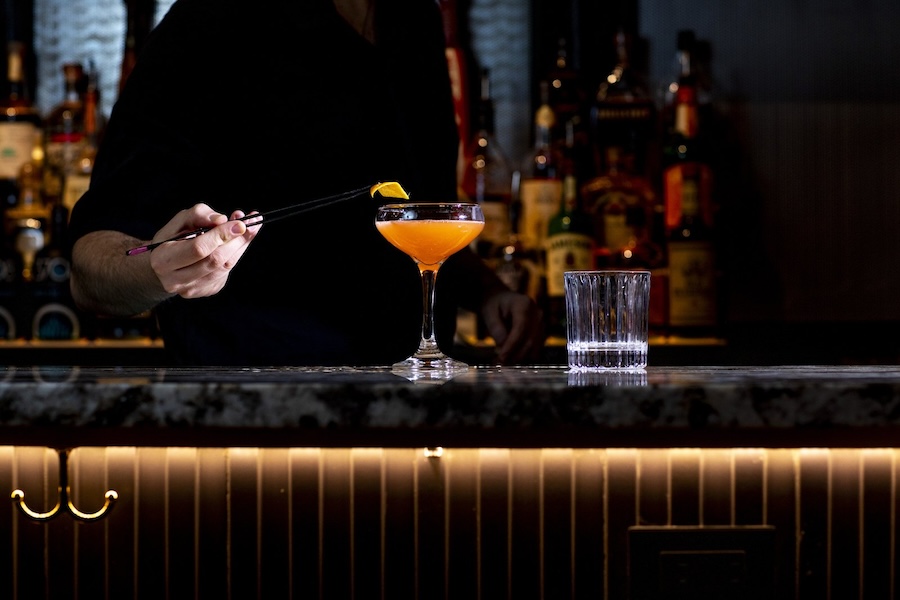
[70,230,175,317]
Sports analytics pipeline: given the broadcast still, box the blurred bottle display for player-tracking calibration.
[7,152,47,290]
[589,28,656,181]
[546,38,583,130]
[518,80,562,257]
[667,167,717,336]
[586,26,658,259]
[31,202,79,340]
[12,216,43,285]
[460,68,513,258]
[582,145,655,257]
[582,145,667,333]
[61,61,102,212]
[0,41,42,214]
[544,36,593,189]
[661,33,714,234]
[658,30,696,140]
[582,28,667,333]
[44,62,86,211]
[0,43,160,350]
[659,30,719,143]
[544,120,594,339]
[663,47,718,337]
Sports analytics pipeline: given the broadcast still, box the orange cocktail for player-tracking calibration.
[375,219,484,268]
[375,202,485,377]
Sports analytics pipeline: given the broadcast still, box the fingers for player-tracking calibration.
[150,206,261,298]
[481,292,545,365]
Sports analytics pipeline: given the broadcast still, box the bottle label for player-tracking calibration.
[479,200,510,250]
[603,205,636,250]
[0,122,39,179]
[519,178,562,251]
[45,137,87,174]
[545,232,594,297]
[583,181,654,253]
[663,162,713,231]
[63,172,91,212]
[667,240,716,326]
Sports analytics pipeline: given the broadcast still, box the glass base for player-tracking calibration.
[391,353,469,382]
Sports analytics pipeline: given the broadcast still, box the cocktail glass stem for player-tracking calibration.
[415,268,443,359]
[392,264,468,374]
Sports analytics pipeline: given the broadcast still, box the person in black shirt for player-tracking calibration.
[67,0,544,366]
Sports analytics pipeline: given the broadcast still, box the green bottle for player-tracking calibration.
[544,120,595,339]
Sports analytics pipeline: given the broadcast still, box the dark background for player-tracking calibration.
[529,0,900,364]
[3,0,899,365]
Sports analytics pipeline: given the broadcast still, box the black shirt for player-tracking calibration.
[68,0,482,366]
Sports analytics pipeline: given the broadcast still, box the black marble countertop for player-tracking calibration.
[2,365,900,448]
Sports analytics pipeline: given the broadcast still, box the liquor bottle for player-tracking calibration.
[0,41,42,213]
[518,80,563,256]
[43,62,86,210]
[590,28,656,181]
[659,31,719,144]
[31,202,80,340]
[545,37,592,187]
[662,34,717,336]
[544,120,595,339]
[582,145,655,255]
[661,52,714,237]
[7,158,47,288]
[658,30,696,140]
[666,167,717,337]
[545,38,586,143]
[460,68,513,259]
[61,62,101,212]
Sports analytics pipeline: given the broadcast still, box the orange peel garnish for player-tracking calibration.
[370,181,410,199]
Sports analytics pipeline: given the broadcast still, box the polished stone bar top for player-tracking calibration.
[2,365,900,447]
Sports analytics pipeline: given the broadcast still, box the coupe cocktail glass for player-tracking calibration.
[375,203,484,375]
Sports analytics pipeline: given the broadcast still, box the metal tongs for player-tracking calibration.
[125,185,371,256]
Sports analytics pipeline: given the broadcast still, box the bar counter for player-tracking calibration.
[3,364,900,448]
[4,364,900,598]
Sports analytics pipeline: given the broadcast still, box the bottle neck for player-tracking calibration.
[61,64,84,105]
[673,86,699,139]
[562,174,578,212]
[5,43,29,105]
[677,49,692,81]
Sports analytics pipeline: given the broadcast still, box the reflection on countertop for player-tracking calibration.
[2,365,900,448]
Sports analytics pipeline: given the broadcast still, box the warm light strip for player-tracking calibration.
[2,446,899,598]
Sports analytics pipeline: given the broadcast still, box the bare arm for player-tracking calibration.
[70,204,261,318]
[71,230,174,316]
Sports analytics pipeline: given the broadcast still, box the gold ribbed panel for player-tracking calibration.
[0,446,897,598]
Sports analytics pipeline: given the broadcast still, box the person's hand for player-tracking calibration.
[149,203,261,299]
[479,288,545,364]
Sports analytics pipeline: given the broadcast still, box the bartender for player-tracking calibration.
[66,0,544,366]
